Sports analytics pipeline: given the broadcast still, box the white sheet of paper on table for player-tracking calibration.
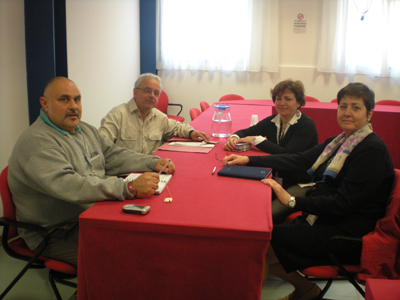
[169,142,215,148]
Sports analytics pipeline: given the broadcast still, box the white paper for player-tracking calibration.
[125,173,172,195]
[169,142,215,148]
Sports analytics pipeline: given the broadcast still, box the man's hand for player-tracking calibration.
[222,154,250,166]
[223,136,238,151]
[155,158,175,174]
[190,131,210,142]
[132,172,160,198]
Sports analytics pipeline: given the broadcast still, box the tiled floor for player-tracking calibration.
[0,246,76,300]
[261,275,365,300]
[0,245,364,300]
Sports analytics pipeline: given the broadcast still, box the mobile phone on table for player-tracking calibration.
[122,204,150,215]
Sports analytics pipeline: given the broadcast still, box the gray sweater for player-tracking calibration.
[8,116,160,250]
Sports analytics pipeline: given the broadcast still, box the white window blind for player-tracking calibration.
[156,0,279,72]
[318,0,400,77]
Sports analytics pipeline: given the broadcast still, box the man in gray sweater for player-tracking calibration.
[8,77,175,267]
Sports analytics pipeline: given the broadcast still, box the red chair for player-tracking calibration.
[0,166,77,300]
[156,90,185,123]
[219,94,244,101]
[290,169,400,300]
[305,96,320,102]
[190,108,202,121]
[376,100,400,106]
[331,98,337,103]
[200,101,210,112]
[284,211,302,222]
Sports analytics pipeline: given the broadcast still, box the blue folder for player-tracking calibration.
[217,165,271,180]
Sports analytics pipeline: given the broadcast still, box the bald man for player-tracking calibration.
[8,77,175,267]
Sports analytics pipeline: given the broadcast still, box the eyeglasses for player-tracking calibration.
[136,87,161,97]
[215,153,230,161]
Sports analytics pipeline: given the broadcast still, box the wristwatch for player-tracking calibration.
[127,181,137,198]
[288,196,296,208]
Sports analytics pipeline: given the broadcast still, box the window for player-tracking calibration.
[156,0,279,72]
[318,0,400,77]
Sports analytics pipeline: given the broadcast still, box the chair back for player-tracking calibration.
[0,168,77,299]
[190,108,202,121]
[358,168,400,283]
[200,101,210,112]
[331,98,337,103]
[156,90,169,113]
[305,96,320,102]
[376,100,400,106]
[219,94,244,101]
[0,166,18,239]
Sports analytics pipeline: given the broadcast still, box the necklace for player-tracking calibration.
[352,0,373,21]
[278,121,289,145]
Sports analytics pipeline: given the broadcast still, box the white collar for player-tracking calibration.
[271,110,302,126]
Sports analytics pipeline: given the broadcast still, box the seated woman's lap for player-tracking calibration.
[272,185,311,225]
[270,216,362,273]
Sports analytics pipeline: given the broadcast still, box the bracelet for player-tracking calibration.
[127,181,137,198]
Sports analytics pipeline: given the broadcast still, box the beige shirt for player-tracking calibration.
[99,98,193,155]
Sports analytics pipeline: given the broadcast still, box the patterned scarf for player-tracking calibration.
[307,123,373,179]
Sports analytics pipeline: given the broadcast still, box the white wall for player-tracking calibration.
[0,0,29,217]
[66,0,141,128]
[0,0,141,216]
[159,0,400,123]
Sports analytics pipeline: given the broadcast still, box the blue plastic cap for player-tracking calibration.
[214,104,230,110]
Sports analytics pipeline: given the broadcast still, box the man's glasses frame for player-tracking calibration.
[136,87,161,97]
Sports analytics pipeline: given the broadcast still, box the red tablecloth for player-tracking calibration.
[365,278,400,300]
[77,105,273,300]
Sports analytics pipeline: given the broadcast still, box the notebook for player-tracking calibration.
[125,173,172,195]
[217,165,271,180]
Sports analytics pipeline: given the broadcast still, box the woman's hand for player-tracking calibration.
[223,136,239,151]
[262,179,291,206]
[223,154,249,166]
[237,136,255,144]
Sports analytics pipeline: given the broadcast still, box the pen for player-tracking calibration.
[212,166,216,175]
[159,159,170,174]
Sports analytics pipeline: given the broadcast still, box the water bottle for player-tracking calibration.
[211,104,232,137]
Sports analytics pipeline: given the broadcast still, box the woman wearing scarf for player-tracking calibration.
[223,83,394,300]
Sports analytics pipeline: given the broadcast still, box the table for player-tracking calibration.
[77,104,273,300]
[365,278,400,300]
